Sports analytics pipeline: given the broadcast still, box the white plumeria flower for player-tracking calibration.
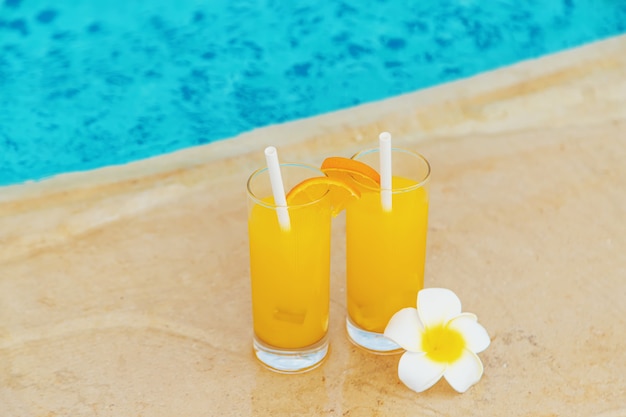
[384,288,490,393]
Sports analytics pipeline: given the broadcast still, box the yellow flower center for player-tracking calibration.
[421,323,466,363]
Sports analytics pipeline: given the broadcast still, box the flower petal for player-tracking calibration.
[455,312,477,322]
[417,288,462,327]
[443,349,484,393]
[384,308,424,352]
[398,352,446,393]
[448,314,490,354]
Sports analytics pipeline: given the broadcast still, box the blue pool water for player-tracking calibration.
[1,0,625,186]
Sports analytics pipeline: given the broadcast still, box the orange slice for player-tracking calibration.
[320,156,380,191]
[286,176,361,216]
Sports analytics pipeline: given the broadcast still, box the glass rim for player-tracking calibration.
[351,147,431,192]
[246,162,329,209]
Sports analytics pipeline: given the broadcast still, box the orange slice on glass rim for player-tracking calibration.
[320,156,380,191]
[286,176,361,216]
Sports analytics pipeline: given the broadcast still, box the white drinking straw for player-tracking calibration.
[264,146,291,231]
[379,132,393,212]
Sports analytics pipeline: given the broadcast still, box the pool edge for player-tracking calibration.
[0,33,625,263]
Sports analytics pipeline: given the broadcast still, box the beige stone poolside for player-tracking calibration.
[1,34,625,416]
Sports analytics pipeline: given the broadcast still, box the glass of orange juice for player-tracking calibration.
[247,163,332,373]
[345,147,431,353]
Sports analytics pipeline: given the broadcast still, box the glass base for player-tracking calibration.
[346,317,402,355]
[253,334,329,374]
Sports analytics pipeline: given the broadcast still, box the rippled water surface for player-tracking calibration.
[1,0,625,185]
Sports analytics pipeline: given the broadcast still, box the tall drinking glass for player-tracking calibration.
[247,163,332,373]
[345,148,431,353]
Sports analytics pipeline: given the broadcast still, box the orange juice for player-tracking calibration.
[346,175,429,333]
[248,196,331,349]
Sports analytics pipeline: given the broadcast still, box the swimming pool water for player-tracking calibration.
[1,0,625,186]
